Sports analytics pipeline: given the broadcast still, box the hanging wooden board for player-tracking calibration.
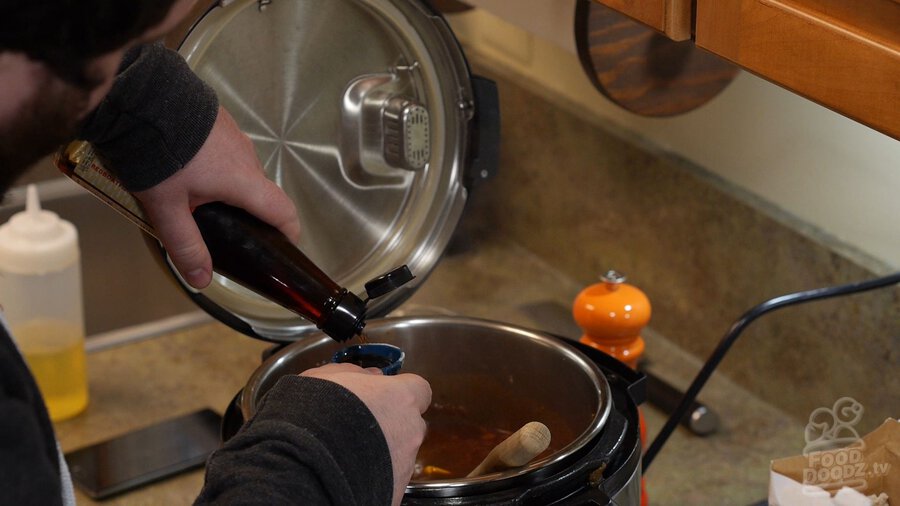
[575,1,739,117]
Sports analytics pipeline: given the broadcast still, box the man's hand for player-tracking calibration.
[301,363,432,506]
[134,105,300,288]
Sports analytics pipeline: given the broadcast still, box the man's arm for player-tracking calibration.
[195,376,394,506]
[0,401,63,506]
[78,42,299,289]
[78,42,218,192]
[0,330,63,506]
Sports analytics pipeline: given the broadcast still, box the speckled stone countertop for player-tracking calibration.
[55,236,804,505]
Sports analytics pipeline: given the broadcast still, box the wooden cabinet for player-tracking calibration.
[593,0,900,140]
[696,0,900,140]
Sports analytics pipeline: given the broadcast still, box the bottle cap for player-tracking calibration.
[0,185,79,274]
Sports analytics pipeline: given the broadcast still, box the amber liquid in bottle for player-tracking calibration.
[192,203,366,342]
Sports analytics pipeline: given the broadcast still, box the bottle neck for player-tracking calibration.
[320,289,367,342]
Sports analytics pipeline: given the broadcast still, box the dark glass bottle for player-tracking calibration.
[192,202,367,342]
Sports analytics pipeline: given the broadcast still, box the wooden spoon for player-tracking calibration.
[467,422,552,478]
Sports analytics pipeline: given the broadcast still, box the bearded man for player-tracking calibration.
[0,2,430,504]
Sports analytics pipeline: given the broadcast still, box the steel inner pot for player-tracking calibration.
[240,316,613,497]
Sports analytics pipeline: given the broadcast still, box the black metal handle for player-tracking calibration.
[642,272,900,471]
[641,367,719,436]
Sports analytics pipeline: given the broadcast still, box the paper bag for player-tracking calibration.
[769,418,898,505]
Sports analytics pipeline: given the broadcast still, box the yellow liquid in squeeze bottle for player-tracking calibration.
[0,185,88,421]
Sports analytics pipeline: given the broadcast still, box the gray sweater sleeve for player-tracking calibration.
[78,42,219,191]
[195,375,395,506]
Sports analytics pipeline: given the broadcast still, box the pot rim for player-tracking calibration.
[240,315,613,495]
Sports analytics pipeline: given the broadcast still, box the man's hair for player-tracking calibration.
[0,1,179,88]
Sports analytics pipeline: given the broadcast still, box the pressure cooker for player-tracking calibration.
[222,316,644,505]
[166,0,642,503]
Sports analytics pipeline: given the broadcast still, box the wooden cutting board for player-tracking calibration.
[575,1,739,117]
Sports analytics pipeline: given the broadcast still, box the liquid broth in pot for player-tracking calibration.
[238,317,612,488]
[412,373,579,481]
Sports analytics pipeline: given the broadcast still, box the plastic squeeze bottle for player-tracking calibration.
[0,184,88,421]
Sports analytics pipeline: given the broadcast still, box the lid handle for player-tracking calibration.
[464,76,500,188]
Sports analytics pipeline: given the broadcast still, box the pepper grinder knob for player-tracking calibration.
[572,270,651,369]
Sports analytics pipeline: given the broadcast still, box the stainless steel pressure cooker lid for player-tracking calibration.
[174,0,498,340]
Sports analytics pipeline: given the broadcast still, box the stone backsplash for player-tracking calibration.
[457,63,899,433]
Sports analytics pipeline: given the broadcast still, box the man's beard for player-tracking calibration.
[0,77,90,194]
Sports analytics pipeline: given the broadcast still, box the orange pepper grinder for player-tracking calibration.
[573,270,650,505]
[573,270,650,368]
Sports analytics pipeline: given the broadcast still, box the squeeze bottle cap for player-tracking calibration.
[0,184,79,274]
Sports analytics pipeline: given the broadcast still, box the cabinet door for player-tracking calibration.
[696,0,900,140]
[594,0,693,40]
